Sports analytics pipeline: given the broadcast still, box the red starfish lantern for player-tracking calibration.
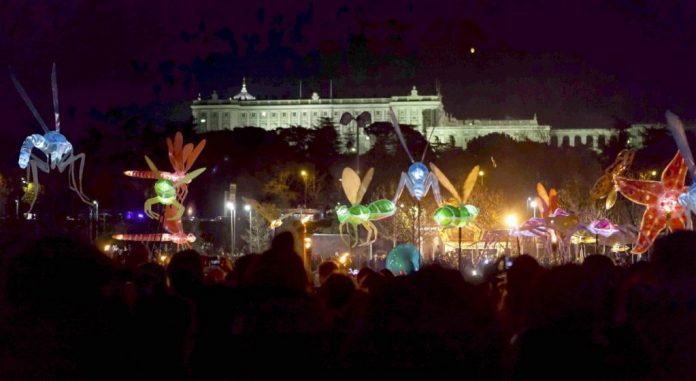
[615,152,688,254]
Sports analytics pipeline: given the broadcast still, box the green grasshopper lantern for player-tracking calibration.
[143,156,206,221]
[431,164,480,228]
[336,167,395,247]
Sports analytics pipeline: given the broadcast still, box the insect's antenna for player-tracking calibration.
[9,66,50,133]
[388,107,415,163]
[51,63,60,132]
[420,124,438,162]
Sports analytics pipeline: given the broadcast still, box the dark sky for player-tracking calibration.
[2,0,696,147]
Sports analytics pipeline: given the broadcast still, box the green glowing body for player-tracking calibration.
[433,204,479,228]
[144,179,184,221]
[336,199,395,247]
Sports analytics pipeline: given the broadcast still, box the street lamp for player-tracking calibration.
[340,111,372,174]
[504,213,520,255]
[529,200,538,218]
[226,201,235,254]
[300,169,308,208]
[478,170,484,187]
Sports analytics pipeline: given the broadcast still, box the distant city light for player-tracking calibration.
[651,170,657,177]
[530,200,538,209]
[226,201,234,211]
[470,47,476,54]
[244,204,251,211]
[137,213,145,219]
[200,118,206,123]
[478,170,484,176]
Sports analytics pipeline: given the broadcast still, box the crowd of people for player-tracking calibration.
[2,229,696,380]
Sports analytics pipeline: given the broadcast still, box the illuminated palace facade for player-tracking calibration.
[191,80,653,152]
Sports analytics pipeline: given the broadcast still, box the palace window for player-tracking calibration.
[282,112,287,117]
[272,112,276,117]
[241,113,246,117]
[293,112,297,116]
[303,112,307,116]
[252,113,256,117]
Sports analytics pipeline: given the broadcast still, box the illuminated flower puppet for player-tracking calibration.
[586,218,620,238]
[336,167,395,247]
[615,151,688,254]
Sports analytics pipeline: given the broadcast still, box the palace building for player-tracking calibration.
[190,79,655,152]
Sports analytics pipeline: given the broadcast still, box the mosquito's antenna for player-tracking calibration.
[388,107,415,163]
[9,67,50,133]
[51,63,60,132]
[420,124,438,162]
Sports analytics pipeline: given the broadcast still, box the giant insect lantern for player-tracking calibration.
[388,108,443,205]
[430,164,480,270]
[11,64,90,212]
[336,167,395,247]
[141,156,205,221]
[388,107,442,251]
[114,133,206,250]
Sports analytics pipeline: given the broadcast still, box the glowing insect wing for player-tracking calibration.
[368,199,396,220]
[462,165,480,203]
[144,155,160,177]
[355,168,375,205]
[341,167,362,205]
[537,183,550,208]
[430,163,460,204]
[180,167,206,184]
[605,187,618,209]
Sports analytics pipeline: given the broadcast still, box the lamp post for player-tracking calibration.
[92,200,99,242]
[244,204,252,252]
[478,170,485,187]
[300,170,308,208]
[340,111,372,174]
[226,201,235,255]
[530,199,538,218]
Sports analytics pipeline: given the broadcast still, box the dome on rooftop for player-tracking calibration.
[233,77,255,101]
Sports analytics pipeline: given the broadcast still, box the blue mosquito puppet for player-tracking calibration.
[388,107,443,205]
[12,64,91,212]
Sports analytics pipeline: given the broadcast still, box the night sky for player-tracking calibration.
[2,0,696,148]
